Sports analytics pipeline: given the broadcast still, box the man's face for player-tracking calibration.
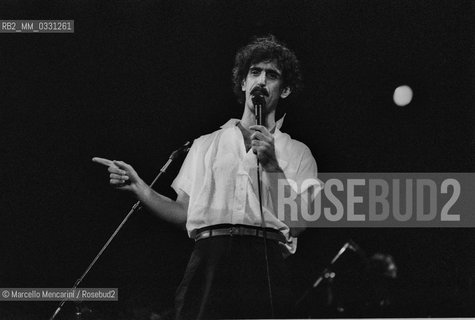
[241,60,291,114]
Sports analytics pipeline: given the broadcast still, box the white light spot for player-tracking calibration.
[393,85,413,107]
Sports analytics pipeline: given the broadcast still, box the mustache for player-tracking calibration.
[250,87,269,97]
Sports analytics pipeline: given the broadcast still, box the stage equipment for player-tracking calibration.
[49,141,191,320]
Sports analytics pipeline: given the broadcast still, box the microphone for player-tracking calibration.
[347,239,368,261]
[251,87,267,107]
[330,240,363,264]
[347,239,362,253]
[158,141,192,176]
[169,141,191,160]
[251,87,267,126]
[254,104,262,126]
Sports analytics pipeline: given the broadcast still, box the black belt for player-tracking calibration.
[194,224,286,244]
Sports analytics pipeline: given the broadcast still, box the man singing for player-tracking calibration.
[94,35,318,319]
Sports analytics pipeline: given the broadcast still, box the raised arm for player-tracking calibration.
[92,157,188,227]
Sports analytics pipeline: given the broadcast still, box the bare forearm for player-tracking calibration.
[135,180,187,227]
[92,158,188,227]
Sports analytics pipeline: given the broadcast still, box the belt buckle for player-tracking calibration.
[229,226,239,236]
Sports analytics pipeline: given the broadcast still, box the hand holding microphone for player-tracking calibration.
[250,87,281,172]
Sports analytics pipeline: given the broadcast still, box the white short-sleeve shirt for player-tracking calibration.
[171,119,318,253]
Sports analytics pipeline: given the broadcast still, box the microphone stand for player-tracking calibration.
[252,99,275,318]
[295,241,356,310]
[49,142,191,320]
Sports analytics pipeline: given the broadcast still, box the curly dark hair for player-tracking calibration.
[232,35,303,104]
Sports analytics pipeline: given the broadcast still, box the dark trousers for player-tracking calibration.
[175,236,294,319]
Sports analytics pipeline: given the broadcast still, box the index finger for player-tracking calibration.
[92,157,117,167]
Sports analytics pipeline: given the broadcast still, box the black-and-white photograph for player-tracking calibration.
[1,0,474,319]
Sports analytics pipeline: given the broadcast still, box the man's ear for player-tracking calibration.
[280,87,291,99]
[241,80,246,91]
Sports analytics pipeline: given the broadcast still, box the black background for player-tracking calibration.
[1,0,474,318]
